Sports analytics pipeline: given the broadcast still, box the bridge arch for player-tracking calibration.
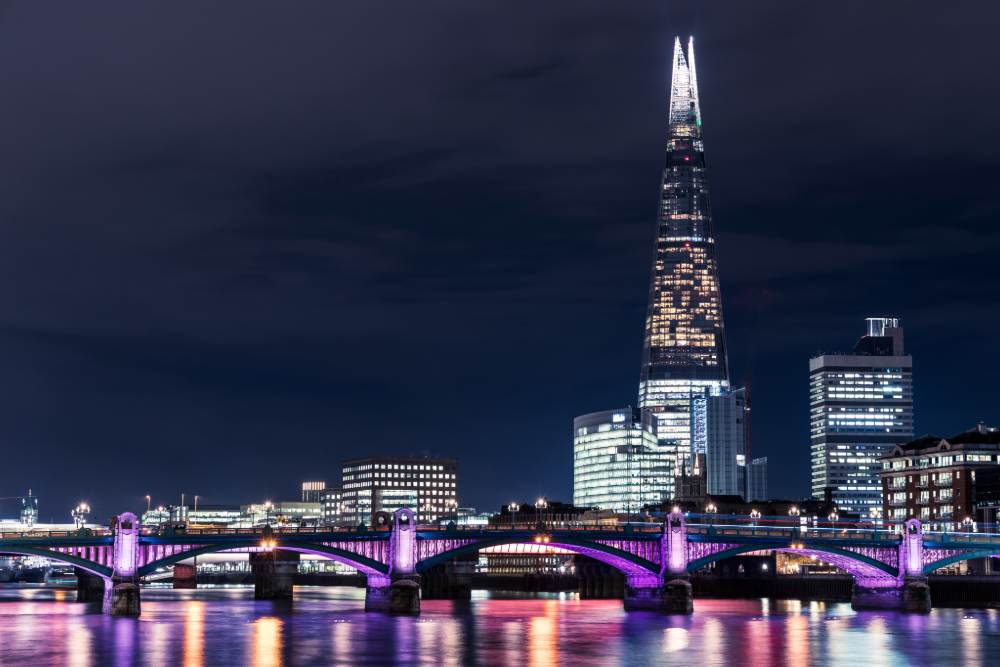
[414,536,660,577]
[0,546,113,580]
[136,542,390,578]
[686,542,898,580]
[923,549,1000,575]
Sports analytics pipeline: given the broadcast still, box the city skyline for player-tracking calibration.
[2,3,999,518]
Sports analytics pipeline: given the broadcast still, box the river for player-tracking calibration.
[0,586,997,665]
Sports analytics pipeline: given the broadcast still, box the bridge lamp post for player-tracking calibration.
[145,495,151,514]
[828,512,838,533]
[705,503,717,530]
[508,503,520,529]
[71,503,90,529]
[962,516,974,533]
[535,498,548,526]
[749,508,760,533]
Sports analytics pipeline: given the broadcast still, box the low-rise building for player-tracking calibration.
[340,456,458,526]
[881,423,1000,528]
[301,481,327,503]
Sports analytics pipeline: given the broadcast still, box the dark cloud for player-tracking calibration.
[0,0,998,518]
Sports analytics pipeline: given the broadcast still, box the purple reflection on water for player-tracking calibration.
[0,586,996,664]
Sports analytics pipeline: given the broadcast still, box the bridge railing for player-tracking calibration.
[0,529,112,539]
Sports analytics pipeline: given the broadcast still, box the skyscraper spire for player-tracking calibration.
[669,37,701,127]
[639,36,729,472]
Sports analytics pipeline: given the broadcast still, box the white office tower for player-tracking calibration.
[810,317,914,518]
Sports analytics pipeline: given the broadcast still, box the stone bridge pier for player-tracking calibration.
[851,518,931,613]
[623,511,693,614]
[75,569,107,603]
[250,550,299,600]
[421,553,475,600]
[365,508,421,614]
[105,512,141,616]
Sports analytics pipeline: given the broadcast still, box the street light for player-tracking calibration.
[508,503,520,528]
[535,498,548,526]
[750,508,761,530]
[706,503,717,514]
[962,516,974,533]
[788,506,800,517]
[145,495,152,513]
[72,502,91,529]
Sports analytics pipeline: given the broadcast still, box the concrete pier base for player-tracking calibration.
[365,575,421,614]
[75,570,106,603]
[421,559,473,600]
[106,579,141,616]
[173,563,197,589]
[250,551,299,600]
[624,577,693,614]
[851,579,932,613]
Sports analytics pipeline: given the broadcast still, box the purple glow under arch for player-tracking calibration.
[0,547,113,581]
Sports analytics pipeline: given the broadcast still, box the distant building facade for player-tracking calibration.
[747,457,768,502]
[881,424,1000,528]
[301,481,327,503]
[340,456,458,526]
[321,488,343,526]
[573,407,674,513]
[695,387,749,497]
[810,317,914,518]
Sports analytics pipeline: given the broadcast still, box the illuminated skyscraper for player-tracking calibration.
[810,318,914,518]
[638,37,730,471]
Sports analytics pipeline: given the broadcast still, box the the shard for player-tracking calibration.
[638,37,730,473]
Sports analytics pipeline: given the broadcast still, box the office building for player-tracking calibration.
[242,501,322,526]
[881,423,1000,528]
[747,457,768,502]
[637,36,730,473]
[321,487,343,526]
[340,456,458,526]
[141,504,242,527]
[810,317,914,517]
[301,481,327,503]
[573,408,674,512]
[694,387,749,497]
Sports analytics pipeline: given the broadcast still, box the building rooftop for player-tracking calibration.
[888,424,1000,456]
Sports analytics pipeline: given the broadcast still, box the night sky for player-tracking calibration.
[2,2,998,522]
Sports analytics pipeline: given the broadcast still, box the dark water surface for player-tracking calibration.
[0,585,998,665]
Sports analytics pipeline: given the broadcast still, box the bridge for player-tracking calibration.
[3,509,1000,615]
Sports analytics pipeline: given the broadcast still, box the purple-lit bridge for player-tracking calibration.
[3,509,998,615]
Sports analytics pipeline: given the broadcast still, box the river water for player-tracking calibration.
[0,586,997,665]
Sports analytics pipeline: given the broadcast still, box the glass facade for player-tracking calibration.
[573,408,674,512]
[810,318,913,518]
[697,388,749,497]
[340,457,458,526]
[638,37,729,473]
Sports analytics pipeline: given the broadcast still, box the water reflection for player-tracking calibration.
[528,601,557,667]
[251,616,282,667]
[183,601,204,667]
[0,587,996,665]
